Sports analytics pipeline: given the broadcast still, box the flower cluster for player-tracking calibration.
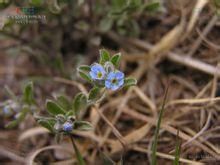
[36,50,136,136]
[90,63,125,91]
[77,49,137,92]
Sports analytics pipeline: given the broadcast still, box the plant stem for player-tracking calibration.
[69,135,85,165]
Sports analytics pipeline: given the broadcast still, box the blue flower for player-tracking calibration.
[63,121,73,132]
[105,71,124,91]
[3,106,11,115]
[89,64,106,80]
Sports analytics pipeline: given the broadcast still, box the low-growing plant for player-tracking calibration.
[98,0,161,36]
[1,50,183,164]
[1,82,37,128]
[35,49,137,164]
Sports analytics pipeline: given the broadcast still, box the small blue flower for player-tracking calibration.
[105,71,124,91]
[89,64,106,80]
[63,121,73,132]
[3,106,11,115]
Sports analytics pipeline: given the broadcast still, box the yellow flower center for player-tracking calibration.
[97,72,102,78]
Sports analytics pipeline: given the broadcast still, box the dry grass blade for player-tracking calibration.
[182,111,211,147]
[111,124,152,153]
[167,52,220,77]
[0,147,26,164]
[98,89,133,147]
[166,97,220,107]
[170,75,199,94]
[123,107,220,159]
[188,15,218,56]
[19,127,49,142]
[127,39,220,77]
[133,146,204,165]
[93,105,126,149]
[133,86,156,111]
[26,145,74,165]
[147,18,185,60]
[183,127,220,154]
[173,129,181,165]
[196,28,220,50]
[53,77,88,93]
[186,0,208,34]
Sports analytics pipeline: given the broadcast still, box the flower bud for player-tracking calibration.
[63,121,73,132]
[54,121,63,132]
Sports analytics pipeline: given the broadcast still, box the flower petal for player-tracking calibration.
[115,71,124,80]
[118,79,124,87]
[90,64,106,80]
[111,84,120,91]
[91,64,104,72]
[105,80,112,89]
[106,72,115,81]
[89,71,98,79]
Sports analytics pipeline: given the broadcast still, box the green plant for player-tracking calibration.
[1,82,37,128]
[36,49,137,164]
[98,0,161,36]
[151,85,168,165]
[173,130,181,165]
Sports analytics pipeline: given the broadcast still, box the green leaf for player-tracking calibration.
[129,0,141,7]
[23,81,34,105]
[78,65,91,72]
[110,53,121,67]
[173,130,181,165]
[99,49,110,65]
[48,0,61,14]
[73,93,87,117]
[88,87,101,101]
[74,121,93,131]
[78,70,92,83]
[112,0,126,9]
[29,0,43,6]
[4,86,17,100]
[151,86,169,165]
[57,95,71,110]
[38,119,54,132]
[46,100,66,116]
[0,0,11,9]
[130,20,140,37]
[124,78,137,87]
[66,111,74,117]
[99,18,113,32]
[143,2,160,12]
[5,120,19,129]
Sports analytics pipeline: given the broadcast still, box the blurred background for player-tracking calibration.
[0,0,220,164]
